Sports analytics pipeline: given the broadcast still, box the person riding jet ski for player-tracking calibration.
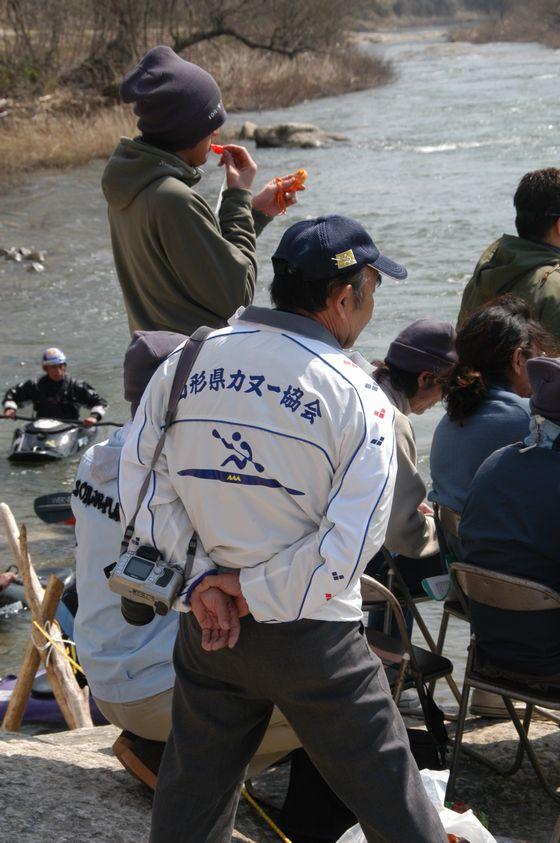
[2,348,107,426]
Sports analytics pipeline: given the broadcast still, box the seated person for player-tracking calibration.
[72,330,300,786]
[460,355,560,682]
[2,347,107,426]
[430,295,556,560]
[369,318,456,595]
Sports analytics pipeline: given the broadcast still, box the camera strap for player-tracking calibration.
[121,325,213,556]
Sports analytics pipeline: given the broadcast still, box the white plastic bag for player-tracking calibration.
[419,769,496,843]
[336,769,497,843]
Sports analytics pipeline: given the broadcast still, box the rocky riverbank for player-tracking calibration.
[1,716,558,842]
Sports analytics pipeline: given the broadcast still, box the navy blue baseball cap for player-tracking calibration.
[271,215,407,283]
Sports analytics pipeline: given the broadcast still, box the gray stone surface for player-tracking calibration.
[1,716,558,842]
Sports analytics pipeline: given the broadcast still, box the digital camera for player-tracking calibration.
[108,545,184,617]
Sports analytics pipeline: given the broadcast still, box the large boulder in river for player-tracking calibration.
[254,122,348,149]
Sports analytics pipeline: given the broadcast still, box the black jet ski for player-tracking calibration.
[8,418,96,462]
[34,492,74,525]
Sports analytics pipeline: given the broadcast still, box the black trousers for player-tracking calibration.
[150,614,446,843]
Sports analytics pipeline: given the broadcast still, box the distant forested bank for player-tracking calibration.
[368,0,560,48]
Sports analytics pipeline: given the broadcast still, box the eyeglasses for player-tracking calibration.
[374,273,383,290]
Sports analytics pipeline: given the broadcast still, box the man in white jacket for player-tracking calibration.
[119,215,447,842]
[73,330,300,787]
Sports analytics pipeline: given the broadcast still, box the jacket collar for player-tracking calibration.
[235,306,342,350]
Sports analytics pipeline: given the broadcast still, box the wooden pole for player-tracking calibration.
[18,529,93,730]
[1,576,62,731]
[0,501,43,598]
[34,576,93,730]
[0,507,93,731]
[0,501,21,563]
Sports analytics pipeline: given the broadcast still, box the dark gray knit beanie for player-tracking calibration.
[120,45,226,151]
[528,356,560,423]
[385,318,457,374]
[124,330,186,416]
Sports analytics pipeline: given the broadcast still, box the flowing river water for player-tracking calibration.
[1,27,559,702]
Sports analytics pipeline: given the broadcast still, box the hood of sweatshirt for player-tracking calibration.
[101,137,202,211]
[468,234,560,301]
[90,423,130,485]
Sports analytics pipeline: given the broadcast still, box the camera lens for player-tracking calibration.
[121,597,156,626]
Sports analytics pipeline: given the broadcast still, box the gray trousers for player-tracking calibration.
[150,614,446,843]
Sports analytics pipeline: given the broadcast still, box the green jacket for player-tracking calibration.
[458,234,560,337]
[101,138,270,335]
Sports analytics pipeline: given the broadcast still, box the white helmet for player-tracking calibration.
[42,347,66,366]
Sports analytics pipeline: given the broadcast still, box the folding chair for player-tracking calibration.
[446,563,560,805]
[380,545,463,704]
[361,574,453,763]
[429,503,470,703]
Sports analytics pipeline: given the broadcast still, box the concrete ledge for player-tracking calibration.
[1,716,559,842]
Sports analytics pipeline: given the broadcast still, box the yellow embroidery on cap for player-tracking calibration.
[333,249,357,270]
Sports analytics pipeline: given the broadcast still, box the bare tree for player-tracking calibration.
[0,0,370,94]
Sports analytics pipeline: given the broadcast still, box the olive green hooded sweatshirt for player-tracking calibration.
[102,138,270,335]
[458,234,560,338]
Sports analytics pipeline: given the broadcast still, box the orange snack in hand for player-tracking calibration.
[210,144,225,154]
[275,168,307,214]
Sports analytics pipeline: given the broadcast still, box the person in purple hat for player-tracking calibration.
[102,45,296,337]
[372,318,457,563]
[459,355,560,681]
[362,319,457,648]
[118,215,446,843]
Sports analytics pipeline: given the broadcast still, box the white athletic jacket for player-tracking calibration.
[72,425,177,703]
[118,306,397,623]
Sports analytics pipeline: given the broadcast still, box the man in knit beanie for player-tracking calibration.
[460,355,560,680]
[102,45,296,336]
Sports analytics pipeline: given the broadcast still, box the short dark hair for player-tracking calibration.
[372,361,421,399]
[269,266,368,313]
[514,167,560,241]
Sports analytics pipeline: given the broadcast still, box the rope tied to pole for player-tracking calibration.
[31,619,85,676]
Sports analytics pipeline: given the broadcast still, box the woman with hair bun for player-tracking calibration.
[430,295,557,536]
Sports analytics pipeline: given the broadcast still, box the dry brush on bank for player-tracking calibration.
[0,44,391,181]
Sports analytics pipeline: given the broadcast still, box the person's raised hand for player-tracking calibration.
[190,584,241,651]
[417,501,434,516]
[3,408,16,419]
[252,177,300,217]
[0,570,17,590]
[195,571,250,618]
[219,145,257,192]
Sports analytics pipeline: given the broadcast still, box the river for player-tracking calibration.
[1,28,559,701]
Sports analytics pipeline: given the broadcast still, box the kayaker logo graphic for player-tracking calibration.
[212,429,264,472]
[333,249,357,270]
[178,428,304,495]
